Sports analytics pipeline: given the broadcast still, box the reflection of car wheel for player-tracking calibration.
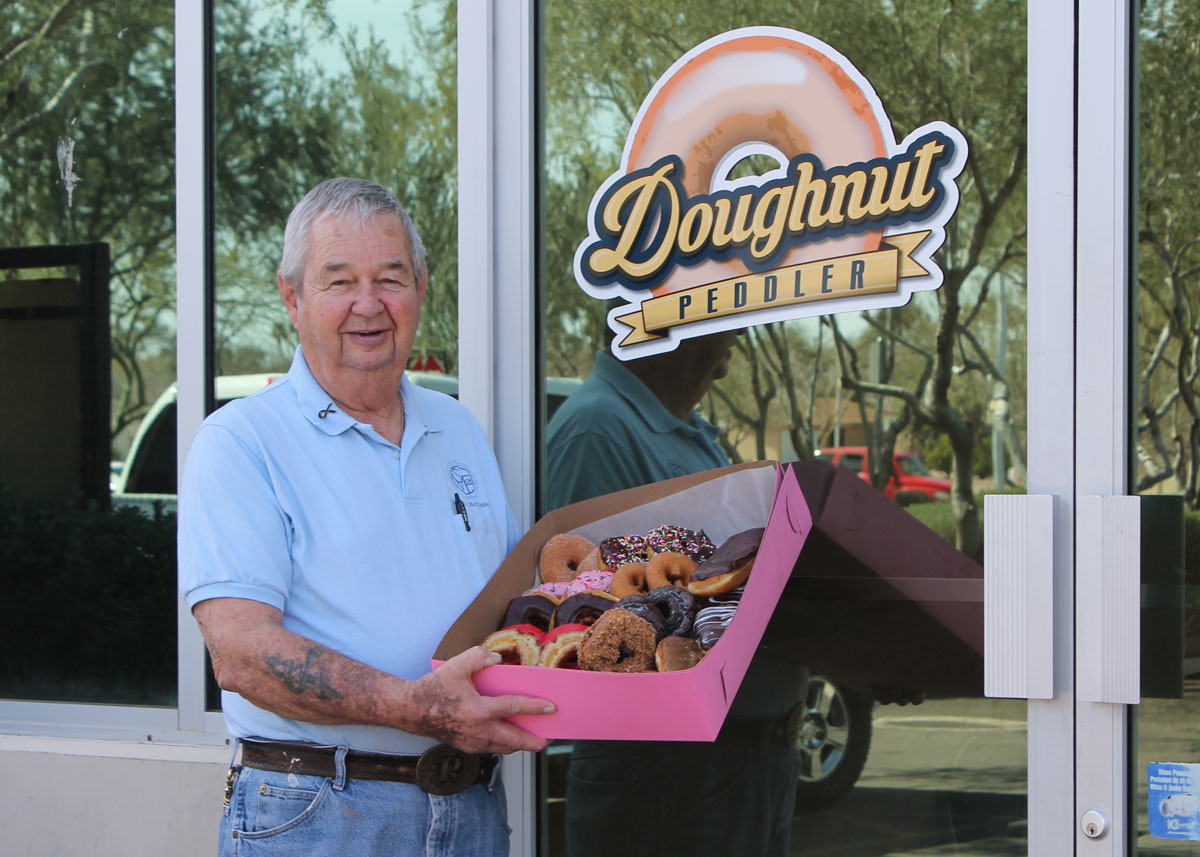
[788,675,873,812]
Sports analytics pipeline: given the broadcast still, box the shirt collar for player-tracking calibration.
[288,346,439,439]
[591,350,720,441]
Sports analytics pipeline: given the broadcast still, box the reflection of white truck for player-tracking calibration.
[112,372,579,515]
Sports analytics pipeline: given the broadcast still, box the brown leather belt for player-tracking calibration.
[240,740,499,796]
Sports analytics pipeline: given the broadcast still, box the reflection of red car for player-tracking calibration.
[814,446,951,504]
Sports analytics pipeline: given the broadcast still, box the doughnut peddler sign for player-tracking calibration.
[573,26,969,360]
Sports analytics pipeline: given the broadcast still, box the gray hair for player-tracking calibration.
[279,177,428,291]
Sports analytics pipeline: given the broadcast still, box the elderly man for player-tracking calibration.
[179,178,553,856]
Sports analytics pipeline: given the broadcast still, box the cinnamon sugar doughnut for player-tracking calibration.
[645,551,697,589]
[539,533,598,583]
[610,562,650,598]
[578,608,657,673]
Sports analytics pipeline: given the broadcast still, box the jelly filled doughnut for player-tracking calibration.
[610,562,650,598]
[553,591,618,628]
[644,525,716,562]
[578,608,657,673]
[539,533,599,583]
[646,551,698,589]
[482,624,544,666]
[687,527,765,597]
[502,592,560,632]
[646,585,696,637]
[539,623,588,669]
[614,593,669,640]
[655,635,705,672]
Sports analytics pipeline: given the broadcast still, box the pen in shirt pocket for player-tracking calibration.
[453,493,471,531]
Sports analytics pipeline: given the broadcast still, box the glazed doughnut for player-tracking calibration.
[539,533,599,583]
[614,594,669,640]
[482,624,544,666]
[645,551,697,589]
[599,534,650,570]
[502,592,560,632]
[687,528,765,597]
[539,623,588,669]
[655,636,705,672]
[578,608,657,673]
[625,30,888,298]
[646,585,696,637]
[553,591,618,628]
[610,562,650,598]
[644,525,715,562]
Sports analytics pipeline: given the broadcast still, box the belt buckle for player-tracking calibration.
[415,744,480,796]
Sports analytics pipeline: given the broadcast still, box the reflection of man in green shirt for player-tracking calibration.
[547,327,806,857]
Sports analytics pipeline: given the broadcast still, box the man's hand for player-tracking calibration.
[403,647,555,754]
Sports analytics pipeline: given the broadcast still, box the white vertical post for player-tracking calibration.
[174,0,211,736]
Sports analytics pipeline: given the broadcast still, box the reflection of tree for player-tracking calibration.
[1137,0,1200,506]
[542,0,1027,557]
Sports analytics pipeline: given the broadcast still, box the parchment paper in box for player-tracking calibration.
[433,461,812,741]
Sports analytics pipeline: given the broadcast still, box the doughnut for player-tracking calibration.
[614,593,669,640]
[578,608,657,673]
[531,581,571,599]
[539,533,599,583]
[502,592,560,632]
[610,562,650,598]
[482,624,544,666]
[624,30,888,298]
[566,570,614,595]
[646,585,696,637]
[693,603,739,650]
[644,525,715,562]
[599,534,650,569]
[578,547,607,572]
[655,636,705,672]
[645,551,697,589]
[687,528,765,597]
[539,623,588,669]
[553,591,618,628]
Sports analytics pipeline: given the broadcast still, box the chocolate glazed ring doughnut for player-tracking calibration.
[610,562,650,598]
[646,585,696,637]
[614,594,670,640]
[553,591,619,628]
[501,592,560,633]
[539,533,599,583]
[645,551,697,589]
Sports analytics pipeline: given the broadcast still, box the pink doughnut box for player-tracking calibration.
[432,460,812,742]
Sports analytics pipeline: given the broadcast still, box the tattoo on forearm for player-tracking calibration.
[264,647,344,701]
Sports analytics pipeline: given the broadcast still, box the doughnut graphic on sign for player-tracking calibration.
[574,27,968,359]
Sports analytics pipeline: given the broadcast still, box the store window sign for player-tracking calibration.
[573,26,968,360]
[1148,762,1200,841]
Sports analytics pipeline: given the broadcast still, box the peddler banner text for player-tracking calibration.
[572,26,968,360]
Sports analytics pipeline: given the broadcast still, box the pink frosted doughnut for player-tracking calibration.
[532,581,572,599]
[567,571,614,596]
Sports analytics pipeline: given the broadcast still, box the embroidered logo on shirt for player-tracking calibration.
[449,462,478,497]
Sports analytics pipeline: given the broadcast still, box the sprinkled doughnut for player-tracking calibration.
[567,570,614,595]
[600,534,650,569]
[614,593,670,640]
[610,562,650,598]
[578,608,657,673]
[644,525,716,562]
[539,533,599,583]
[645,551,698,590]
[502,592,560,632]
[646,585,696,637]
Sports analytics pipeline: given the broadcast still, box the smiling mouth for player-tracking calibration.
[345,329,391,341]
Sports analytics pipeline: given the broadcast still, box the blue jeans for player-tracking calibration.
[220,746,510,856]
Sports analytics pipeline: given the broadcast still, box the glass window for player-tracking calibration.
[0,3,177,705]
[538,2,1027,854]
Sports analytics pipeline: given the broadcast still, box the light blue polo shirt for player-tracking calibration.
[179,348,520,754]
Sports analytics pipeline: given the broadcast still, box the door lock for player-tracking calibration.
[1081,808,1110,839]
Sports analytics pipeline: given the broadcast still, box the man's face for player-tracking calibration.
[279,212,425,394]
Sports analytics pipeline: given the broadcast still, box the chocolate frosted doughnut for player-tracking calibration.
[600,534,650,569]
[502,592,560,632]
[578,608,657,673]
[644,525,716,562]
[553,591,618,627]
[540,533,599,583]
[693,602,739,649]
[687,528,765,597]
[614,593,670,640]
[646,585,696,637]
[655,635,705,672]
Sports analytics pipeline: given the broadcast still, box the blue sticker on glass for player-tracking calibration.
[1148,762,1200,841]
